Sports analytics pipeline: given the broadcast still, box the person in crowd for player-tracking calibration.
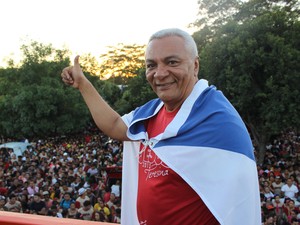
[59,183,73,197]
[67,202,78,219]
[4,193,21,212]
[29,193,46,215]
[59,192,74,210]
[112,208,121,224]
[282,199,300,223]
[272,176,284,196]
[111,180,121,199]
[75,188,89,208]
[61,27,261,224]
[85,187,96,206]
[77,200,94,220]
[262,214,276,225]
[0,195,6,211]
[102,186,111,204]
[47,205,63,218]
[70,176,82,192]
[281,178,299,201]
[272,195,284,216]
[87,162,98,176]
[27,180,39,196]
[264,186,275,200]
[42,191,53,211]
[93,210,109,222]
[94,197,110,218]
[106,192,117,209]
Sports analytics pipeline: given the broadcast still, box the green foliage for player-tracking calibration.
[0,40,152,139]
[0,41,90,138]
[197,3,300,162]
[114,68,157,115]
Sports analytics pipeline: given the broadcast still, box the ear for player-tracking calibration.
[194,57,200,77]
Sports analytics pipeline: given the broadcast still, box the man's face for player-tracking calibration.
[145,36,199,111]
[84,205,91,211]
[10,197,16,204]
[64,194,70,200]
[33,196,40,202]
[287,179,293,186]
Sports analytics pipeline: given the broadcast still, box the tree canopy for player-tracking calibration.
[195,0,300,163]
[98,44,146,84]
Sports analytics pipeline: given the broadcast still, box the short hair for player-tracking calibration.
[148,28,198,58]
[83,200,91,207]
[9,194,16,199]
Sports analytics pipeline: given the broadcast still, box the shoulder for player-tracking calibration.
[122,98,161,126]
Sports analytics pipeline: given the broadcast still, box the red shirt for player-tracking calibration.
[137,106,219,225]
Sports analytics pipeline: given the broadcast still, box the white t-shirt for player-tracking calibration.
[111,184,120,197]
[281,184,299,199]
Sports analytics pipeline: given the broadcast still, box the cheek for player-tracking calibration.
[146,75,155,89]
[145,73,153,83]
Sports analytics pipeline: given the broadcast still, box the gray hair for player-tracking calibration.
[148,28,198,58]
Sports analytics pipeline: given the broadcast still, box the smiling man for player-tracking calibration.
[61,28,261,225]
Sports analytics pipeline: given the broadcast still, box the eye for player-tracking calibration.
[146,63,156,69]
[168,60,179,66]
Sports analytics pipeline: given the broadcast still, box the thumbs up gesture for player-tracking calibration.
[61,55,86,89]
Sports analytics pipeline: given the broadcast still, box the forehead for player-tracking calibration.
[145,36,188,60]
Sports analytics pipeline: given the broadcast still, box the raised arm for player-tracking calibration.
[61,56,129,141]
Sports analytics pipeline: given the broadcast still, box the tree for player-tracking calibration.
[79,53,102,77]
[98,44,146,84]
[198,7,300,164]
[193,0,300,48]
[0,41,91,138]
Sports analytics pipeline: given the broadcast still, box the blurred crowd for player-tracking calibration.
[260,130,300,225]
[0,128,299,224]
[0,127,123,223]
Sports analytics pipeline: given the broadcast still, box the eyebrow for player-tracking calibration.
[146,55,181,63]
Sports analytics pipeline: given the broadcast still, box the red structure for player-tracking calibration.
[0,211,116,225]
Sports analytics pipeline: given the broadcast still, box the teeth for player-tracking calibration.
[157,83,170,86]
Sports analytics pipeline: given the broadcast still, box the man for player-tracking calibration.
[77,200,94,220]
[272,176,284,195]
[29,193,46,215]
[4,194,21,212]
[111,180,121,199]
[42,191,53,211]
[76,188,90,208]
[59,192,74,210]
[27,180,39,196]
[61,28,261,225]
[263,214,276,225]
[281,178,299,201]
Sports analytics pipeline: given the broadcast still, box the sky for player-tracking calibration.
[0,0,199,66]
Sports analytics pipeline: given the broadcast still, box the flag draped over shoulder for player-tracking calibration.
[121,79,261,225]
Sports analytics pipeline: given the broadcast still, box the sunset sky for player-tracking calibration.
[0,0,199,66]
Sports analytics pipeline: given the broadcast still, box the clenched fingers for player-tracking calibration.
[61,66,74,85]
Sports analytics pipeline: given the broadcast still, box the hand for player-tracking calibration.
[61,55,86,89]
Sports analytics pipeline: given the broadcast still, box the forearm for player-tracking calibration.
[78,79,129,141]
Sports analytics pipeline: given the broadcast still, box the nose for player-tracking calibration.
[154,64,169,78]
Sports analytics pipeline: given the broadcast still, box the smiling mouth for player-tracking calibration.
[156,81,176,87]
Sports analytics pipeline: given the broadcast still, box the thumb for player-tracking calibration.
[74,55,81,69]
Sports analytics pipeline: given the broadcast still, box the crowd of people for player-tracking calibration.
[0,127,122,223]
[260,130,300,225]
[0,128,299,224]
